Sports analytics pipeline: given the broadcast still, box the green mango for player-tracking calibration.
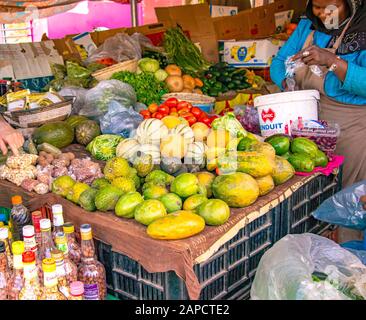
[288,153,315,172]
[313,149,329,168]
[265,135,290,156]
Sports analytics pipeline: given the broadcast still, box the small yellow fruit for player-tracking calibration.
[191,122,210,142]
[162,116,182,129]
[160,134,187,158]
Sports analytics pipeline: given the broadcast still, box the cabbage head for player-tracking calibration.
[138,58,160,73]
[86,134,124,161]
[154,69,168,82]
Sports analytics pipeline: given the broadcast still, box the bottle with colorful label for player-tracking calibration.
[40,258,66,300]
[0,241,10,300]
[51,249,70,298]
[63,222,81,266]
[39,219,56,261]
[51,205,64,242]
[77,224,106,300]
[69,281,84,300]
[8,241,25,300]
[55,232,77,284]
[10,196,31,241]
[0,227,13,270]
[23,225,43,283]
[19,251,42,300]
[31,211,42,247]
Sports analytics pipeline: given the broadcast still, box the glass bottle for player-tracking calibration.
[63,222,81,266]
[0,241,9,300]
[8,241,24,300]
[78,224,107,300]
[23,225,43,282]
[40,258,66,300]
[55,232,77,284]
[31,211,42,247]
[51,249,70,298]
[10,196,31,241]
[39,219,56,260]
[69,281,84,300]
[0,227,12,270]
[19,251,42,300]
[51,205,64,242]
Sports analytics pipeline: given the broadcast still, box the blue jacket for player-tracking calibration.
[270,18,366,105]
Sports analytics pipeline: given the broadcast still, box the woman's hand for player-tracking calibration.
[0,117,24,156]
[292,45,338,67]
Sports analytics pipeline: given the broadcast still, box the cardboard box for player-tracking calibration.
[155,3,219,63]
[0,41,64,81]
[223,38,284,68]
[210,5,238,17]
[274,9,294,33]
[209,0,252,11]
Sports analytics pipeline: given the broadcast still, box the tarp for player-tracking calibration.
[0,0,142,23]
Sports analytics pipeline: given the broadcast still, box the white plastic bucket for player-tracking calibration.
[254,90,320,137]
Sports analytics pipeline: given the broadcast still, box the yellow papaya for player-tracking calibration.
[272,156,295,185]
[147,210,205,240]
[236,151,275,178]
[256,175,275,196]
[249,142,276,160]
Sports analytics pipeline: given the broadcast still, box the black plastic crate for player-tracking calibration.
[279,168,342,237]
[96,204,280,300]
[95,170,342,300]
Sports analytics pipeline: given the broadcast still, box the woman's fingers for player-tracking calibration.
[0,138,8,156]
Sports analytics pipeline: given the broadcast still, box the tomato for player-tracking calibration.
[177,101,189,110]
[143,115,150,119]
[210,115,219,122]
[170,107,177,114]
[185,115,197,126]
[151,112,157,118]
[191,107,203,118]
[154,112,164,120]
[186,102,193,110]
[181,112,194,118]
[170,112,179,117]
[178,107,191,115]
[148,103,159,114]
[140,110,151,117]
[158,105,170,115]
[201,117,212,126]
[165,98,178,108]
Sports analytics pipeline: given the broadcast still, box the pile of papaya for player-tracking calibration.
[265,135,329,173]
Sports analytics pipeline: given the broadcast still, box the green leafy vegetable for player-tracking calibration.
[138,58,160,73]
[86,134,123,161]
[212,112,247,138]
[111,71,168,106]
[163,27,211,75]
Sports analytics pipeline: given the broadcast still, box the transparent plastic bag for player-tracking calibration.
[239,105,261,134]
[58,87,88,115]
[251,233,366,300]
[99,101,143,138]
[79,80,137,119]
[312,180,366,230]
[85,33,143,65]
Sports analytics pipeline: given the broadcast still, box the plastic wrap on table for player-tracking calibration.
[79,80,137,119]
[251,233,366,300]
[99,101,143,138]
[58,87,88,115]
[341,241,366,265]
[84,33,143,65]
[312,180,366,230]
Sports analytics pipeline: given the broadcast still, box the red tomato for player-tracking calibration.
[170,107,177,114]
[151,112,157,118]
[165,98,178,108]
[148,103,159,114]
[181,112,194,118]
[210,115,219,122]
[178,107,191,115]
[143,115,150,119]
[170,112,179,117]
[177,101,189,110]
[185,115,197,126]
[186,103,193,109]
[191,107,203,118]
[140,110,151,117]
[154,112,164,120]
[158,105,170,115]
[201,117,212,126]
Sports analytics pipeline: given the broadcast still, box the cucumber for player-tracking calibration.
[37,143,62,156]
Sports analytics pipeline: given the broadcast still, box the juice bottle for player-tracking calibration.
[10,196,31,241]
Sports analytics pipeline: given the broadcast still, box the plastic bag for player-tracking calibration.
[85,33,145,65]
[312,180,366,230]
[251,233,366,300]
[211,112,247,138]
[58,86,88,115]
[99,101,143,138]
[239,106,261,134]
[79,80,137,119]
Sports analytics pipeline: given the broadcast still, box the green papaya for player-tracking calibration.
[290,137,319,159]
[288,153,315,172]
[265,135,290,156]
[237,137,259,151]
[313,149,329,168]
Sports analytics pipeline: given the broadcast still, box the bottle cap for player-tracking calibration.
[11,195,22,205]
[63,222,75,234]
[31,211,42,218]
[50,249,63,261]
[42,258,56,272]
[80,224,91,234]
[40,219,51,230]
[0,227,8,239]
[22,225,35,237]
[52,204,63,215]
[12,241,25,255]
[22,251,35,263]
[0,241,5,253]
[70,281,84,296]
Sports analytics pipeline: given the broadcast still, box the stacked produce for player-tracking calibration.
[164,64,204,94]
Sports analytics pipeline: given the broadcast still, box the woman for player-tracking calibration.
[270,0,366,187]
[0,116,23,156]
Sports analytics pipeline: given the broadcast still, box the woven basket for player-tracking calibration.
[92,59,138,81]
[0,96,74,128]
[161,93,215,105]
